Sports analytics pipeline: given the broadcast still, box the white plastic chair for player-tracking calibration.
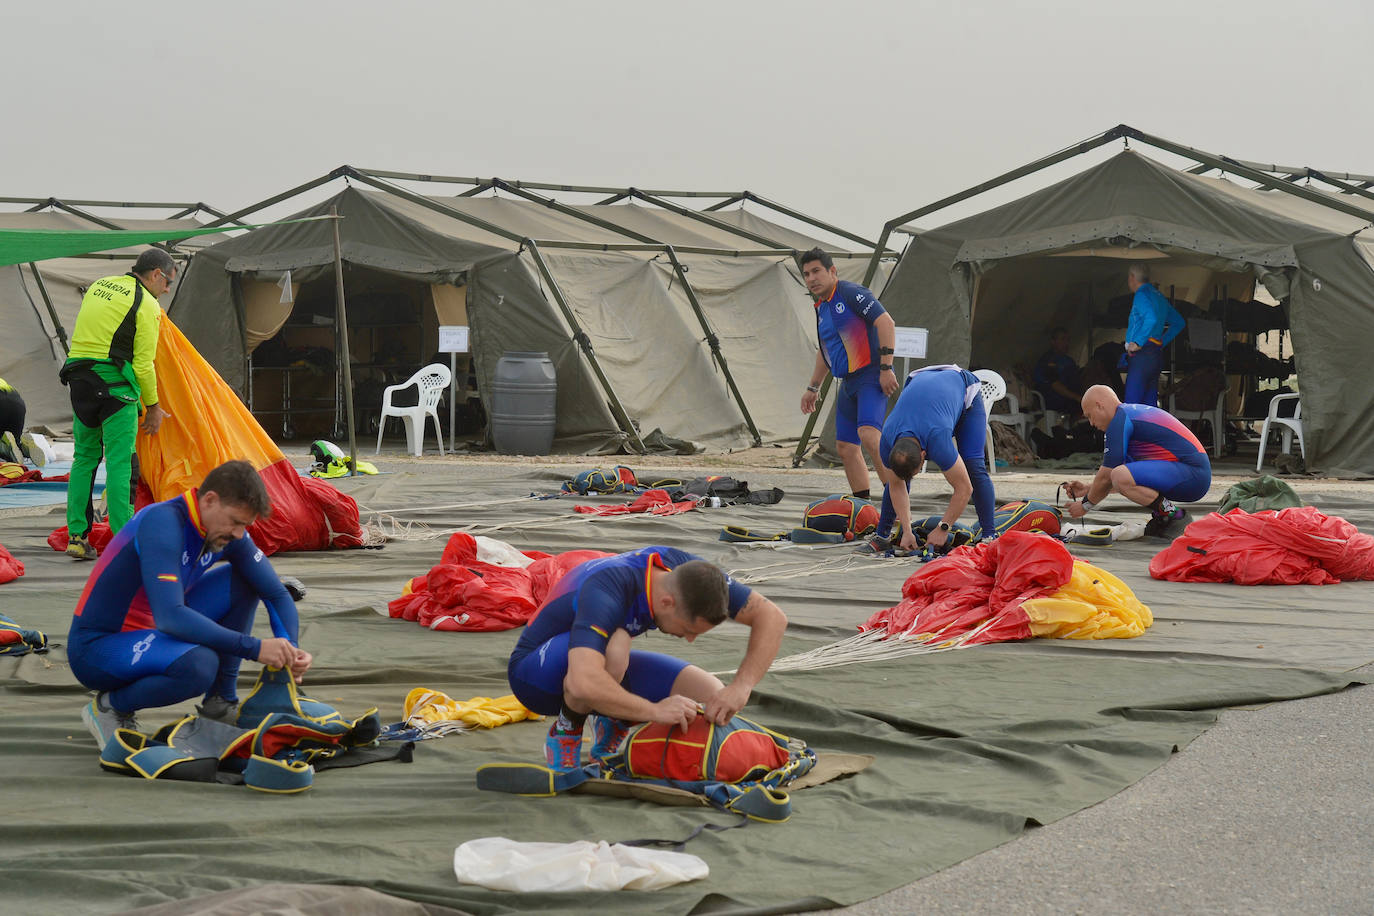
[1170,390,1227,459]
[989,391,1032,441]
[375,363,451,457]
[1028,390,1063,434]
[972,369,1006,475]
[1255,392,1304,472]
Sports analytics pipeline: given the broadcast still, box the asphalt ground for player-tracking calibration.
[839,663,1374,915]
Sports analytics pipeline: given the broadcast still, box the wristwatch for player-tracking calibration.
[938,522,951,532]
[879,364,894,372]
[806,384,820,393]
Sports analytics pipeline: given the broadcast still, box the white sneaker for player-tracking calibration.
[82,694,140,747]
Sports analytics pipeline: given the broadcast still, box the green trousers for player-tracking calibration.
[68,401,138,538]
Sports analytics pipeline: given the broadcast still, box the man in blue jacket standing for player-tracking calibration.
[1123,264,1185,407]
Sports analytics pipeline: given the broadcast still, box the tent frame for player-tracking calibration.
[190,165,886,451]
[2,195,234,357]
[791,124,1374,466]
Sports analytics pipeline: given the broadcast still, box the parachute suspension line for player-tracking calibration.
[727,554,909,585]
[755,618,1001,675]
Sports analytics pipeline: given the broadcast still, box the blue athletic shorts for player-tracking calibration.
[507,632,690,715]
[835,372,888,445]
[1124,457,1211,503]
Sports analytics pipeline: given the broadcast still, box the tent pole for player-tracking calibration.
[197,171,344,229]
[26,262,69,353]
[1121,127,1374,223]
[663,246,762,446]
[628,188,797,251]
[330,207,358,475]
[526,240,645,453]
[702,195,744,212]
[739,191,888,252]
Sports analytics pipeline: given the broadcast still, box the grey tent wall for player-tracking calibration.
[484,179,764,448]
[523,239,646,452]
[26,263,68,353]
[662,246,762,446]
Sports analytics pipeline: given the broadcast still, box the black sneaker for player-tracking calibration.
[1145,507,1188,539]
[196,695,241,723]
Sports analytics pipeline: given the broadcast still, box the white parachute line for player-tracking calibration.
[759,616,1002,674]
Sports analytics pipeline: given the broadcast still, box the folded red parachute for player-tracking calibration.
[572,489,697,517]
[390,532,611,632]
[862,531,1152,644]
[1149,506,1374,585]
[49,316,364,556]
[0,543,23,583]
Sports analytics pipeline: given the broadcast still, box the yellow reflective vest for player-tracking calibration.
[66,273,162,405]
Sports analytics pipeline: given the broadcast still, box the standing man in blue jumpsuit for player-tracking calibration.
[507,546,787,770]
[69,460,311,746]
[1062,385,1212,537]
[1123,264,1185,407]
[799,248,900,502]
[870,366,998,553]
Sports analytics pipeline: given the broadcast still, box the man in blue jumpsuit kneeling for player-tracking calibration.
[507,546,787,770]
[868,365,999,553]
[69,460,311,746]
[1062,385,1212,537]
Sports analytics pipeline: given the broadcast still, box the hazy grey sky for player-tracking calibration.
[4,0,1372,239]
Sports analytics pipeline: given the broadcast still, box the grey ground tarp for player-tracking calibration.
[2,460,1370,915]
[878,150,1374,476]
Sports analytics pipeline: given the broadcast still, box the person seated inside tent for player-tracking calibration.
[506,546,787,771]
[68,460,312,747]
[1062,385,1212,538]
[1032,327,1082,417]
[866,365,998,554]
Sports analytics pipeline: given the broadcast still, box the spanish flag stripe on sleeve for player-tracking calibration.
[589,625,609,639]
[157,574,178,582]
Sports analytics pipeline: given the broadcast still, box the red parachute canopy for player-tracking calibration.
[0,543,23,583]
[390,532,611,632]
[863,531,1152,644]
[1150,506,1374,585]
[134,317,363,554]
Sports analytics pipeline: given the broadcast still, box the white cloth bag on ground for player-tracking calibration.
[453,837,708,892]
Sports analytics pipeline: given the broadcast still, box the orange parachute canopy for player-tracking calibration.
[862,531,1152,644]
[135,317,363,555]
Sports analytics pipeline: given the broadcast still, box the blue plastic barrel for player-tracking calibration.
[491,351,557,455]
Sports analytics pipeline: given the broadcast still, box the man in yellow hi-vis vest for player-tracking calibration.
[61,249,175,559]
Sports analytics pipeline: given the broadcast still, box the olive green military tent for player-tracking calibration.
[861,127,1374,476]
[171,169,891,452]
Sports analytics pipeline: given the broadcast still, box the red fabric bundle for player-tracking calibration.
[0,543,24,583]
[861,531,1076,644]
[1149,506,1374,585]
[572,489,696,517]
[389,532,611,632]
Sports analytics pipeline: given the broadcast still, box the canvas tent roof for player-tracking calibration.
[875,147,1374,475]
[173,179,887,452]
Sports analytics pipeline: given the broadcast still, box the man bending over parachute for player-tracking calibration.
[506,546,787,771]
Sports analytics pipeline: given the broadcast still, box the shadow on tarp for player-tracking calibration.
[0,464,1370,916]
